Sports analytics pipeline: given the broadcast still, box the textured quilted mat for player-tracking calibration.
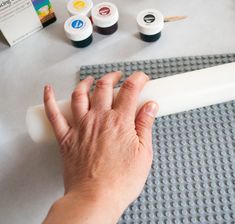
[80,54,235,224]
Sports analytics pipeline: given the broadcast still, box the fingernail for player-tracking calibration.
[44,85,50,92]
[144,103,158,118]
[87,75,94,80]
[116,70,123,75]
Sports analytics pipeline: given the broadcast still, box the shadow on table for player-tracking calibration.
[0,31,9,52]
[0,134,63,223]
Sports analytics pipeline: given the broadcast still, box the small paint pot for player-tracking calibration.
[91,2,119,35]
[67,0,93,17]
[64,15,93,48]
[137,9,164,42]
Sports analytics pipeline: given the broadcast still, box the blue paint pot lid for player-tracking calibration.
[64,15,93,41]
[91,2,119,28]
[137,9,164,35]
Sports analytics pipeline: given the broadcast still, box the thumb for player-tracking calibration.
[135,101,158,146]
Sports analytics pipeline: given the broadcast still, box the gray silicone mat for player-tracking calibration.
[80,54,235,224]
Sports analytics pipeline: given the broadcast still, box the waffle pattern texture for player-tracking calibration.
[80,54,235,224]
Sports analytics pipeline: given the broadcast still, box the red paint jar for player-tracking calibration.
[91,2,119,35]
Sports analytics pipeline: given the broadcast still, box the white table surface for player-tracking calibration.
[0,0,235,223]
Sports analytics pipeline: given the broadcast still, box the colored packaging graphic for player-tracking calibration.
[32,0,56,27]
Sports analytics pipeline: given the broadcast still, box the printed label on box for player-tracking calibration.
[0,0,56,46]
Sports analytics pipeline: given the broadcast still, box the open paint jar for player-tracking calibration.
[91,2,119,35]
[67,0,93,17]
[64,15,93,48]
[137,9,164,42]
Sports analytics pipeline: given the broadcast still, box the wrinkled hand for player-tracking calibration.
[43,71,158,224]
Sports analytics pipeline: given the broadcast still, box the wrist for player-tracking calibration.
[68,187,125,221]
[44,187,125,224]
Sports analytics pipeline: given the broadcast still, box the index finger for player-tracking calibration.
[44,85,70,143]
[113,71,149,118]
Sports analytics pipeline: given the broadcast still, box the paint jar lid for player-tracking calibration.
[137,9,164,35]
[91,2,119,28]
[67,0,93,17]
[64,15,93,41]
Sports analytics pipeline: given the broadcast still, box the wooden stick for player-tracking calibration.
[164,16,187,23]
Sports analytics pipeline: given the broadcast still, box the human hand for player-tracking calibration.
[43,71,158,224]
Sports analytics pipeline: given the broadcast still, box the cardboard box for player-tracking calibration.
[0,0,56,46]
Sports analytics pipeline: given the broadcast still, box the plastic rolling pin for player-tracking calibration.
[26,62,235,143]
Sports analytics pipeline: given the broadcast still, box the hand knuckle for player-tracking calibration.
[48,111,59,123]
[136,119,149,129]
[72,90,85,101]
[96,78,111,89]
[122,79,136,91]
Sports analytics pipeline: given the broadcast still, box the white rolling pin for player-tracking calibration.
[26,62,235,143]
